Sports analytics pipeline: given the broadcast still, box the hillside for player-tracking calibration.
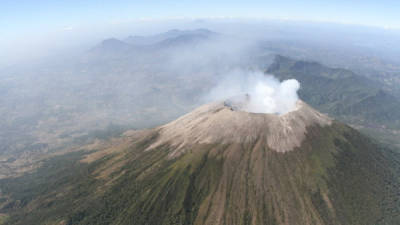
[124,29,217,46]
[0,101,399,225]
[267,55,400,147]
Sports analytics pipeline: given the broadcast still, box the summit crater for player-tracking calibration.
[147,100,332,156]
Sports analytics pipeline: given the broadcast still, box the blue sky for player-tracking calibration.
[2,0,400,34]
[1,0,399,68]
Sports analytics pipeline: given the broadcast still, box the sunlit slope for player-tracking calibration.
[0,103,399,225]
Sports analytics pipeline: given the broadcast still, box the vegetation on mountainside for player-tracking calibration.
[268,55,400,148]
[0,123,398,225]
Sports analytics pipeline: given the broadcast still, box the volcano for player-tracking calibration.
[3,100,400,225]
[147,100,331,156]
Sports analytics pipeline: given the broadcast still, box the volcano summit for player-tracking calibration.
[3,99,400,225]
[147,99,331,156]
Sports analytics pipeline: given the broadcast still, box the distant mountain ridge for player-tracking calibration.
[267,55,400,147]
[90,29,218,55]
[124,29,217,45]
[91,38,133,53]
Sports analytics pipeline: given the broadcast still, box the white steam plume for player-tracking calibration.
[206,71,300,114]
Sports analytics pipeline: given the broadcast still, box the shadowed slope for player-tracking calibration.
[0,102,399,225]
[267,55,400,132]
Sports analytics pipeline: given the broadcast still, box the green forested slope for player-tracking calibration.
[267,55,400,148]
[267,55,400,129]
[0,122,398,225]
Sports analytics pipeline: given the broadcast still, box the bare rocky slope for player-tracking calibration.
[147,100,331,155]
[0,101,399,225]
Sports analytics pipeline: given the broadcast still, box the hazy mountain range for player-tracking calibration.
[0,28,399,179]
[268,55,400,147]
[0,27,400,225]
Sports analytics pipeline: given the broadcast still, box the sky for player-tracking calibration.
[2,0,400,32]
[1,0,400,67]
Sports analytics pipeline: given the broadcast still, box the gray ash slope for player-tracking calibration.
[1,100,399,225]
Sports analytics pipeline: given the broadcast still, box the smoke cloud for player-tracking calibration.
[206,71,300,114]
